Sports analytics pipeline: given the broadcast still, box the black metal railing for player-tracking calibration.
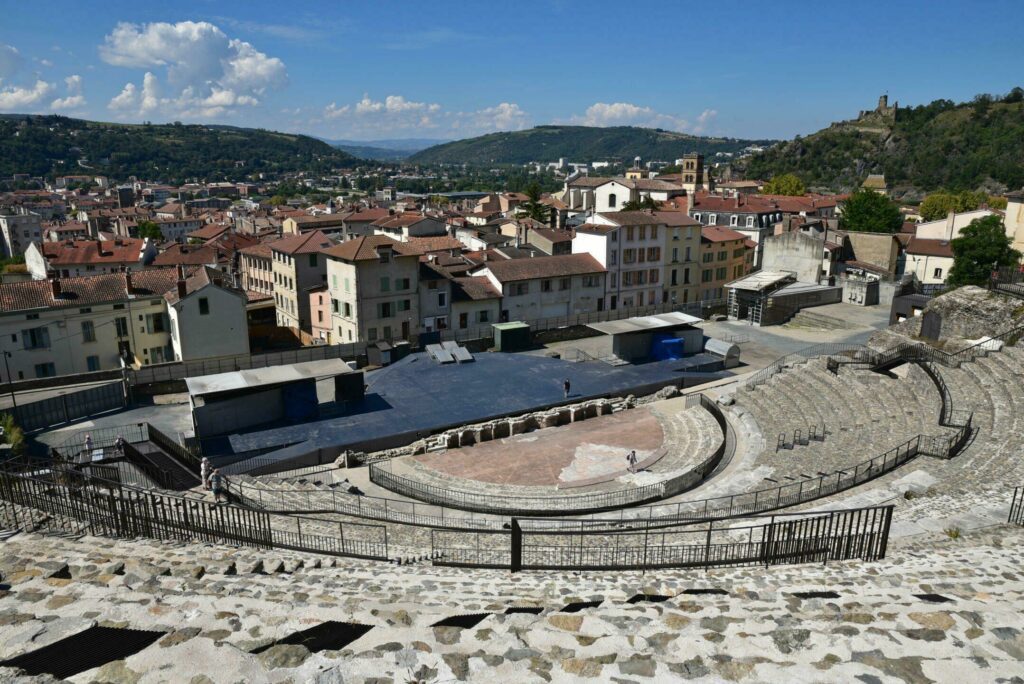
[1010,487,1024,526]
[431,505,894,572]
[0,458,390,562]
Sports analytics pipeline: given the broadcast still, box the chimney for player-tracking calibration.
[50,276,62,299]
[177,263,185,280]
[124,268,133,294]
[176,278,187,299]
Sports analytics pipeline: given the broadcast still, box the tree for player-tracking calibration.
[838,189,902,233]
[947,215,1021,287]
[268,195,287,206]
[762,173,806,196]
[0,413,25,456]
[919,190,989,221]
[622,195,660,211]
[136,220,163,240]
[520,181,549,223]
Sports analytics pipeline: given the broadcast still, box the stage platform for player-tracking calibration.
[212,350,729,468]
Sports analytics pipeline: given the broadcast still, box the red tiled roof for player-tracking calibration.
[478,253,605,282]
[41,238,147,266]
[239,241,275,259]
[403,236,465,254]
[323,235,417,261]
[452,276,502,301]
[905,237,954,258]
[270,230,333,255]
[0,267,199,312]
[186,223,228,240]
[152,244,220,266]
[701,226,747,243]
[338,207,392,223]
[165,266,240,305]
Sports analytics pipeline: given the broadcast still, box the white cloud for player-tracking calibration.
[0,44,21,79]
[322,94,528,138]
[692,108,718,134]
[568,101,691,131]
[50,74,86,110]
[101,20,286,118]
[0,79,55,111]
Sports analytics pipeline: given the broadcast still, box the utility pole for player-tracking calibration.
[3,351,17,413]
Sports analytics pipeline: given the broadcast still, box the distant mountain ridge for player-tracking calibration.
[744,89,1024,193]
[408,125,774,165]
[0,114,358,181]
[317,136,449,161]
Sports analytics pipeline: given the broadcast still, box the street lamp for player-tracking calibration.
[2,351,17,412]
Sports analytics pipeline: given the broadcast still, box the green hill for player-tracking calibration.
[408,125,773,165]
[744,89,1024,193]
[0,115,359,182]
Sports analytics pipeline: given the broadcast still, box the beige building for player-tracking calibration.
[271,230,332,333]
[239,241,275,297]
[324,235,420,343]
[1003,191,1024,253]
[0,268,198,378]
[699,227,751,302]
[471,254,606,321]
[660,212,702,306]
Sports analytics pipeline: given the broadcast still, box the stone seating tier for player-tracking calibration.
[1,527,1023,682]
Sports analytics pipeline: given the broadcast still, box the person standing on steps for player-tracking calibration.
[83,434,93,462]
[201,457,211,490]
[563,378,571,399]
[210,469,225,504]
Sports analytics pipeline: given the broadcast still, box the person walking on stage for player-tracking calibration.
[626,449,638,473]
[563,378,571,399]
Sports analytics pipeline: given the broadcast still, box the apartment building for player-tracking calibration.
[573,211,667,310]
[239,242,274,297]
[660,212,702,306]
[372,214,447,242]
[271,230,332,333]
[699,226,751,301]
[0,268,197,379]
[324,235,420,344]
[471,253,605,321]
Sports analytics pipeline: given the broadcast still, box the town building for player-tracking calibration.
[699,226,751,302]
[471,253,606,321]
[25,238,157,280]
[0,268,199,378]
[372,214,447,242]
[324,235,421,344]
[165,266,250,361]
[271,230,333,334]
[573,211,667,310]
[904,237,954,285]
[0,212,43,257]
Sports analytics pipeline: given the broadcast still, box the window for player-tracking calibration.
[746,216,755,228]
[459,312,469,329]
[541,279,552,292]
[437,291,448,308]
[198,297,210,315]
[683,267,691,284]
[399,299,411,312]
[716,267,727,280]
[380,277,390,292]
[730,215,738,226]
[622,271,633,286]
[317,310,324,322]
[685,246,691,261]
[672,247,679,263]
[559,277,571,291]
[113,304,125,310]
[650,225,658,240]
[343,302,352,317]
[145,313,168,333]
[367,327,378,341]
[378,250,391,264]
[81,321,96,343]
[733,248,745,258]
[708,214,717,224]
[377,302,394,319]
[933,267,943,279]
[512,283,528,296]
[623,248,635,264]
[693,213,701,222]
[718,251,727,262]
[79,307,92,314]
[702,269,713,283]
[396,277,411,290]
[309,253,318,267]
[86,355,100,372]
[22,327,49,350]
[638,225,647,240]
[626,226,635,241]
[734,264,744,278]
[478,310,490,323]
[582,275,600,288]
[702,252,713,263]
[647,247,660,262]
[344,277,351,293]
[649,269,659,284]
[34,362,56,378]
[609,250,617,266]
[608,193,617,208]
[332,274,338,289]
[26,313,39,320]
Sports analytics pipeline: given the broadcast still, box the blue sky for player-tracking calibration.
[1,0,1022,142]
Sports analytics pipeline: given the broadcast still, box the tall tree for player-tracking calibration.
[919,190,989,221]
[521,181,549,223]
[838,189,903,234]
[762,173,805,196]
[948,215,1021,287]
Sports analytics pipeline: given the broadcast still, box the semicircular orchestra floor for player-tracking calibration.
[410,408,665,488]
